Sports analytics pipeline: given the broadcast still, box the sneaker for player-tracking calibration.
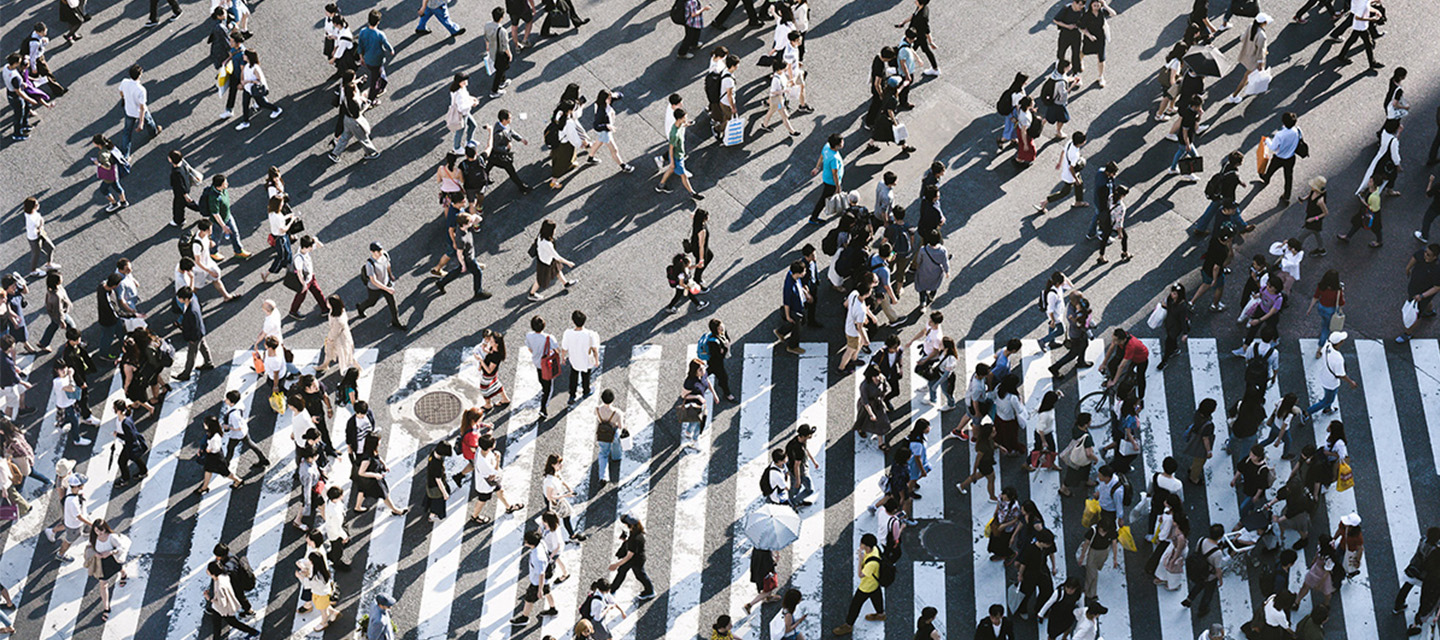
[677,53,695,59]
[1396,335,1412,344]
[655,185,672,194]
[864,613,886,622]
[635,592,657,602]
[1211,302,1227,312]
[236,251,252,259]
[219,110,233,119]
[1164,133,1179,142]
[105,202,120,213]
[538,607,559,617]
[1417,231,1429,242]
[10,134,27,141]
[84,417,101,426]
[326,152,340,163]
[620,163,635,173]
[490,90,506,98]
[922,69,940,77]
[363,150,381,160]
[1224,95,1243,104]
[695,300,710,310]
[143,19,160,27]
[44,528,56,542]
[270,107,283,119]
[167,10,181,21]
[416,28,433,34]
[690,192,705,201]
[235,121,251,131]
[663,305,680,314]
[509,615,529,625]
[452,28,467,37]
[833,624,853,636]
[527,293,543,302]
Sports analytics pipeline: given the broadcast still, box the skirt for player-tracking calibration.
[550,142,576,178]
[994,417,1024,453]
[202,451,231,475]
[1045,103,1071,124]
[535,260,559,289]
[99,554,124,581]
[478,369,505,399]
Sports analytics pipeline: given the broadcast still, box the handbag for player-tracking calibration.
[893,124,908,142]
[1082,498,1102,528]
[249,83,270,98]
[539,337,562,381]
[282,270,303,292]
[1335,460,1354,492]
[722,117,744,147]
[0,498,17,522]
[1403,300,1420,329]
[251,350,266,374]
[1330,308,1345,333]
[1230,0,1259,18]
[619,428,634,451]
[678,403,705,423]
[1242,69,1272,96]
[1178,155,1204,175]
[914,359,940,381]
[984,517,996,537]
[760,572,778,592]
[1146,302,1167,329]
[1061,436,1091,469]
[1256,137,1271,176]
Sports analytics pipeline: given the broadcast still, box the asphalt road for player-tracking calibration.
[3,0,1440,637]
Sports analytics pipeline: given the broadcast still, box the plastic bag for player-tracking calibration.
[984,517,995,538]
[1117,525,1139,552]
[1082,498,1102,528]
[1243,68,1272,96]
[268,391,286,413]
[1147,303,1167,330]
[1336,460,1354,492]
[1404,300,1420,329]
[723,117,744,147]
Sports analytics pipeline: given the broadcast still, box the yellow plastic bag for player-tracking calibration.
[268,390,286,413]
[984,517,995,538]
[1082,498,1102,528]
[1336,460,1354,492]
[216,60,233,89]
[1117,525,1138,552]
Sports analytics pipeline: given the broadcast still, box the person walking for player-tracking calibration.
[205,559,260,638]
[1258,113,1304,205]
[560,310,599,403]
[1095,184,1130,264]
[527,219,578,301]
[356,10,394,101]
[319,296,356,374]
[1305,332,1356,418]
[591,89,635,173]
[197,416,243,493]
[1181,524,1226,616]
[1052,0,1086,74]
[1035,132,1088,213]
[1399,244,1440,343]
[220,389,268,469]
[1224,14,1271,103]
[676,0,710,59]
[608,515,657,602]
[234,51,281,130]
[1336,0,1383,70]
[355,242,404,329]
[510,529,559,626]
[200,174,250,259]
[415,0,465,37]
[655,109,703,199]
[174,287,214,382]
[481,9,513,98]
[832,533,885,635]
[112,400,150,485]
[90,135,129,212]
[117,64,161,157]
[167,151,205,228]
[289,235,329,318]
[329,70,382,162]
[487,110,532,193]
[973,604,1016,640]
[21,198,58,278]
[1297,176,1329,256]
[435,212,493,301]
[806,134,845,224]
[912,231,950,311]
[775,261,807,355]
[1157,283,1192,370]
[525,315,560,419]
[352,434,409,515]
[539,0,586,38]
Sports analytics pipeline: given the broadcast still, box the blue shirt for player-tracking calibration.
[782,272,805,316]
[356,26,394,68]
[1267,126,1302,159]
[821,146,843,186]
[869,256,893,291]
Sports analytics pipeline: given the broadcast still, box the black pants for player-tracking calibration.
[1046,179,1086,206]
[667,287,700,310]
[208,610,259,639]
[537,368,553,417]
[844,588,884,624]
[1262,155,1296,200]
[1421,207,1440,240]
[569,368,592,398]
[226,73,240,110]
[710,357,732,398]
[803,288,819,326]
[1344,209,1382,243]
[611,559,654,595]
[1161,331,1181,367]
[1339,29,1377,66]
[488,154,527,191]
[148,0,179,21]
[809,183,838,222]
[327,536,349,570]
[865,92,884,127]
[679,25,702,56]
[117,447,149,481]
[172,195,202,226]
[1127,359,1149,400]
[1057,32,1083,73]
[438,255,485,295]
[226,436,271,466]
[1144,539,1170,575]
[777,318,800,350]
[540,2,580,35]
[364,64,388,100]
[1292,0,1333,19]
[1429,129,1440,164]
[1051,335,1089,372]
[1185,577,1218,613]
[241,90,279,121]
[9,93,29,137]
[914,34,939,69]
[1019,576,1053,617]
[714,0,758,26]
[356,288,401,324]
[491,52,511,94]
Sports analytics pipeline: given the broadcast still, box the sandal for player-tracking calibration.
[469,515,491,525]
[506,503,525,514]
[231,479,244,489]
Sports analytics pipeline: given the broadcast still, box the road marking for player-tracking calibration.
[1020,341,1065,583]
[910,343,943,521]
[791,342,828,640]
[966,340,1007,625]
[913,561,947,639]
[1409,339,1440,476]
[1139,339,1191,640]
[729,345,772,638]
[544,347,604,639]
[665,345,713,640]
[1355,340,1420,624]
[1076,338,1131,640]
[605,345,661,640]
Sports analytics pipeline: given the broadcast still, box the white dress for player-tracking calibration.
[323,309,356,371]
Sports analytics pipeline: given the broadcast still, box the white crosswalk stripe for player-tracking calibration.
[9,338,1439,640]
[1076,338,1133,640]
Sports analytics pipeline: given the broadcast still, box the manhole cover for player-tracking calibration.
[413,390,464,425]
[919,521,966,560]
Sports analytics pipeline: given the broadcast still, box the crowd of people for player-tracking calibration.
[4,0,1440,637]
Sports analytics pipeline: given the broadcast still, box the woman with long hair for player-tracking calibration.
[353,433,409,515]
[528,219,578,301]
[91,134,128,212]
[548,99,595,189]
[198,416,243,494]
[318,295,355,375]
[447,72,479,152]
[542,454,586,542]
[88,519,128,620]
[988,486,1021,560]
[992,373,1028,453]
[591,89,634,173]
[995,72,1028,149]
[1026,390,1060,471]
[436,151,465,213]
[474,329,511,409]
[236,50,281,129]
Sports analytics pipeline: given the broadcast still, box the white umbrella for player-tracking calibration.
[744,503,802,551]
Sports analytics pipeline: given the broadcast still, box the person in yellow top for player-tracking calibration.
[833,533,884,635]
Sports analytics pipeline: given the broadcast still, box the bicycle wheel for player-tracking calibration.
[1079,390,1114,430]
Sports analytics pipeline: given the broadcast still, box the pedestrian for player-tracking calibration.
[1038,577,1084,639]
[1052,0,1086,73]
[759,61,801,137]
[608,515,657,601]
[116,64,161,157]
[2,54,42,142]
[81,518,126,623]
[911,230,950,311]
[973,604,1016,640]
[546,100,591,189]
[111,400,150,485]
[442,74,481,152]
[356,10,393,100]
[353,433,410,515]
[1095,184,1130,264]
[328,70,381,162]
[1190,226,1235,312]
[234,51,281,130]
[527,220,578,301]
[1399,244,1440,343]
[205,559,260,638]
[591,90,634,173]
[1181,523,1226,615]
[19,198,58,279]
[775,261,807,355]
[220,389,268,469]
[173,287,214,382]
[655,109,703,199]
[1035,132,1088,212]
[509,529,558,626]
[1153,497,1189,590]
[1270,482,1316,552]
[1167,95,1203,182]
[832,533,885,635]
[541,454,586,541]
[1296,176,1329,255]
[1156,283,1192,370]
[295,557,340,629]
[1305,333,1357,418]
[804,133,846,224]
[350,242,404,329]
[524,315,567,418]
[1040,61,1080,140]
[197,415,243,493]
[89,135,129,212]
[676,0,711,59]
[434,213,494,302]
[1225,14,1271,103]
[200,174,250,259]
[166,151,205,228]
[421,441,453,523]
[284,235,327,318]
[895,0,939,75]
[1078,0,1114,86]
[589,390,625,488]
[559,310,600,403]
[1336,0,1383,70]
[1181,398,1216,485]
[415,0,465,37]
[957,417,999,500]
[1258,113,1304,204]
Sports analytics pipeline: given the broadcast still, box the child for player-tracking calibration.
[710,615,738,640]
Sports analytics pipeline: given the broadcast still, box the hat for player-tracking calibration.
[55,458,75,478]
[798,424,817,437]
[67,474,85,487]
[1255,12,1272,24]
[1308,176,1327,191]
[1341,512,1362,527]
[1328,331,1348,345]
[369,242,384,252]
[376,594,395,608]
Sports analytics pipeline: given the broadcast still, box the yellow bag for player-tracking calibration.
[1082,498,1102,528]
[1117,525,1138,552]
[984,517,995,538]
[216,60,233,89]
[1256,136,1271,176]
[268,390,286,413]
[1336,460,1354,492]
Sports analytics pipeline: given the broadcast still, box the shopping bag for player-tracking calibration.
[268,391,286,413]
[1336,460,1354,492]
[251,350,266,374]
[1178,155,1204,175]
[1082,498,1102,528]
[0,499,18,522]
[1403,300,1420,329]
[1117,525,1138,552]
[619,429,634,451]
[1146,302,1167,330]
[1006,583,1025,613]
[539,337,563,381]
[1256,136,1271,176]
[722,117,744,147]
[483,53,495,76]
[1243,69,1272,96]
[1330,309,1346,333]
[894,124,909,143]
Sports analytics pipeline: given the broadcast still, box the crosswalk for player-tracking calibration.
[2,337,1437,639]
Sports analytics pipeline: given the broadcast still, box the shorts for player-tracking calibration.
[597,131,613,144]
[1201,268,1225,288]
[672,155,688,177]
[472,486,494,502]
[525,582,550,602]
[845,334,862,351]
[61,526,83,544]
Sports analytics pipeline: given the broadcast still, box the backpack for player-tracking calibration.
[995,88,1014,116]
[229,556,257,592]
[1040,78,1057,105]
[760,465,785,502]
[669,0,688,25]
[155,341,176,368]
[696,332,717,361]
[1116,475,1134,507]
[1244,344,1273,388]
[865,555,897,588]
[543,117,562,147]
[1203,170,1229,202]
[178,231,200,259]
[704,70,728,106]
[821,227,842,256]
[1186,540,1220,582]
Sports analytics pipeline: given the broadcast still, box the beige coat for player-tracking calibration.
[1238,26,1268,71]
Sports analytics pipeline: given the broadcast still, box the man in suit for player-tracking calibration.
[974,604,1016,640]
[113,400,149,485]
[175,286,214,382]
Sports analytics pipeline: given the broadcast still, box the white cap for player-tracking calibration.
[1341,512,1362,527]
[1328,331,1348,345]
[67,474,85,487]
[1255,12,1272,24]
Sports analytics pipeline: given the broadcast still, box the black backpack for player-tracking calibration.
[544,117,562,147]
[1244,344,1273,388]
[177,231,199,259]
[229,556,257,592]
[1186,540,1219,582]
[995,88,1014,116]
[821,227,841,256]
[669,0,688,25]
[866,555,897,588]
[704,70,728,106]
[1203,170,1228,202]
[1040,78,1057,105]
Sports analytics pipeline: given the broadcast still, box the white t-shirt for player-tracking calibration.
[1045,286,1070,323]
[263,352,286,382]
[223,403,248,439]
[772,22,794,52]
[1154,473,1184,502]
[844,291,866,338]
[1350,0,1369,29]
[1060,142,1082,183]
[52,374,76,409]
[719,74,736,108]
[290,407,315,442]
[561,328,600,371]
[769,73,788,98]
[919,326,943,357]
[472,449,499,493]
[663,104,678,137]
[119,78,147,118]
[542,526,563,558]
[584,591,615,621]
[261,310,284,345]
[206,433,226,455]
[332,28,355,60]
[451,88,476,115]
[527,546,548,586]
[63,493,86,529]
[324,499,346,540]
[1318,346,1345,390]
[267,210,289,236]
[1326,438,1349,461]
[536,239,560,265]
[24,210,42,240]
[542,474,568,506]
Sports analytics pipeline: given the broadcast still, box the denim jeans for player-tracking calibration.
[1257,422,1294,458]
[1170,144,1196,172]
[1041,323,1065,348]
[1191,200,1249,234]
[452,115,477,150]
[1316,304,1336,346]
[217,215,244,253]
[1226,433,1259,463]
[268,234,292,275]
[681,420,703,444]
[1306,386,1339,416]
[120,112,159,157]
[926,371,955,406]
[789,472,814,506]
[417,4,462,34]
[59,404,81,440]
[597,439,620,482]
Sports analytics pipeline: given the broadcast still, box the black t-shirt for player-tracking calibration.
[1179,107,1200,138]
[1016,542,1050,576]
[785,436,808,467]
[870,56,888,95]
[1411,251,1440,296]
[1236,457,1267,495]
[1202,237,1229,275]
[301,386,328,426]
[1086,525,1114,551]
[625,532,646,562]
[1283,487,1315,518]
[1179,73,1205,101]
[1055,5,1084,32]
[427,453,448,489]
[910,5,930,34]
[1079,10,1106,39]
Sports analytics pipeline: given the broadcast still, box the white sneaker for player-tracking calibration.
[1197,124,1211,133]
[218,110,233,119]
[44,262,61,272]
[270,107,283,119]
[44,528,56,542]
[235,121,251,131]
[1164,133,1178,142]
[922,69,940,77]
[28,269,46,278]
[75,437,92,446]
[489,90,505,98]
[1224,95,1243,104]
[1416,230,1429,242]
[84,416,101,426]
